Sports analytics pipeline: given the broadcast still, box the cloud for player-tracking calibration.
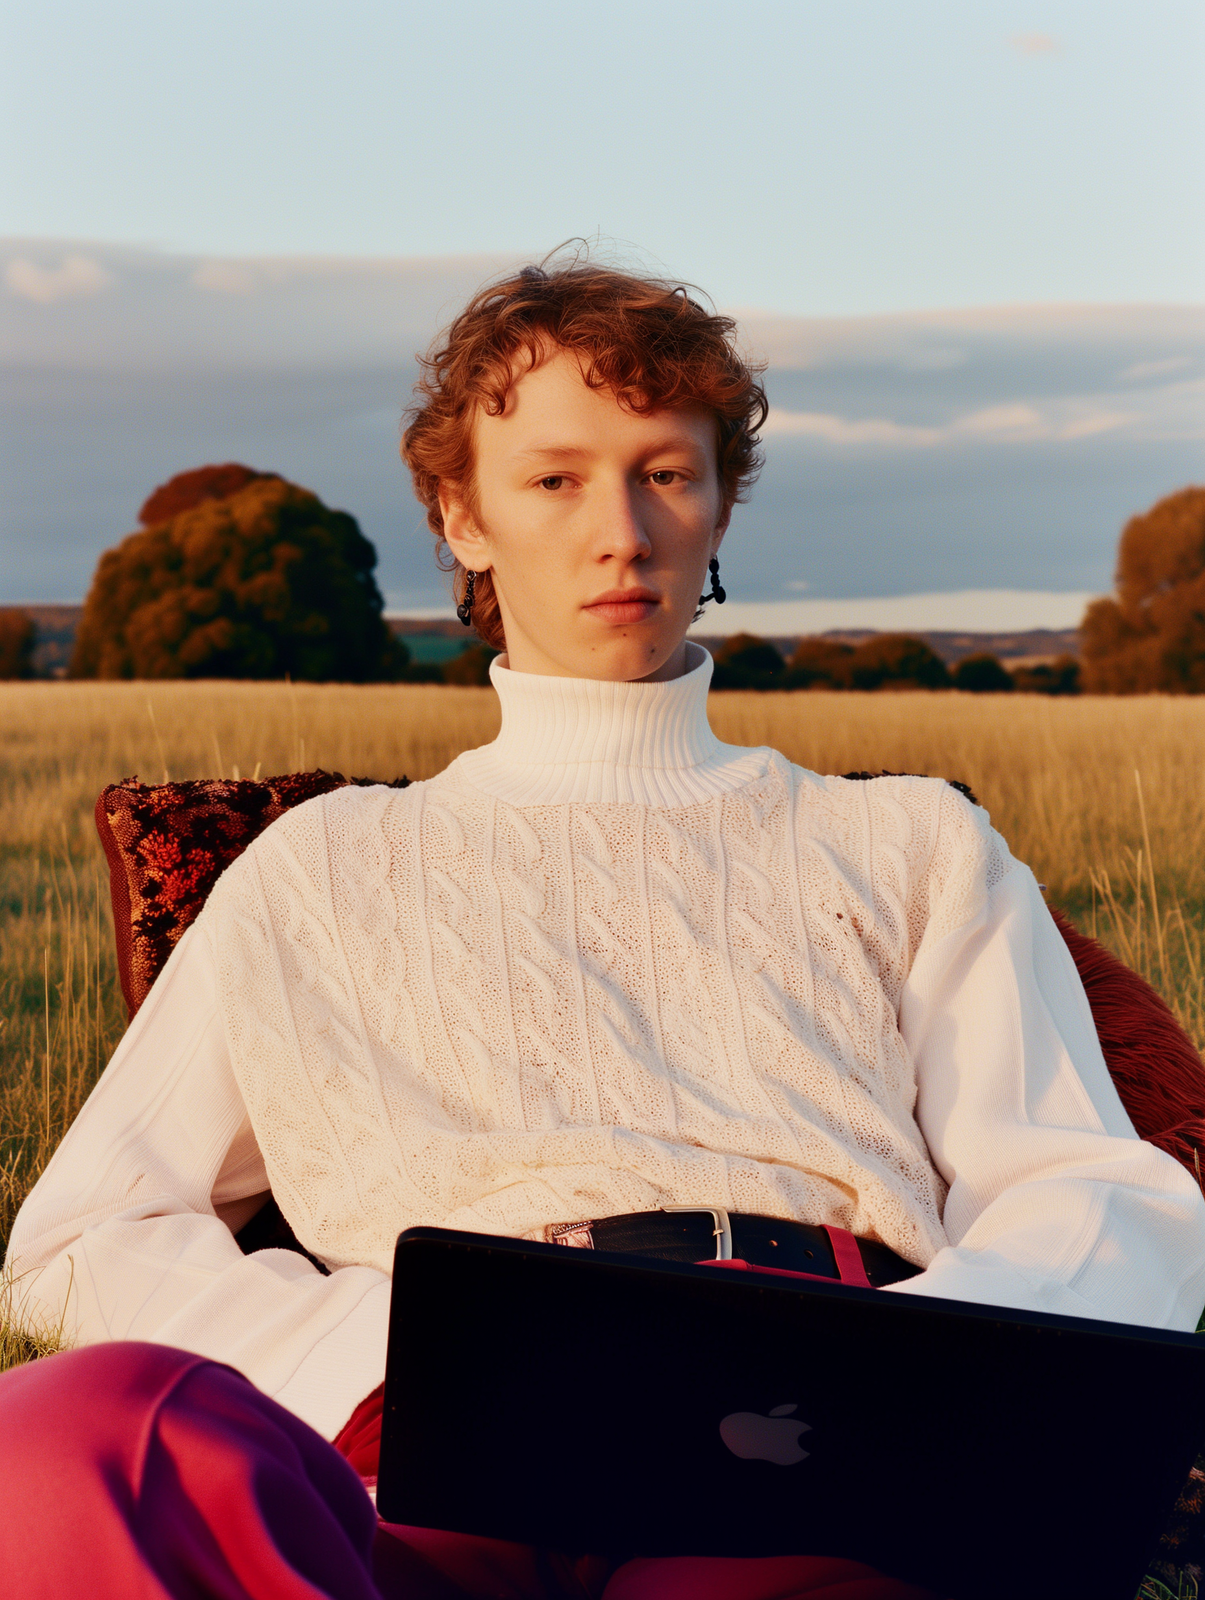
[954,403,1044,436]
[1,240,519,370]
[688,591,1094,636]
[739,303,1205,379]
[895,345,967,372]
[763,399,1142,449]
[191,260,261,295]
[5,253,113,303]
[1058,411,1139,439]
[762,408,942,445]
[1120,354,1195,382]
[1010,33,1060,55]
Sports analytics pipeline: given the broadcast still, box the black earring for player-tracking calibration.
[456,570,476,626]
[699,556,726,607]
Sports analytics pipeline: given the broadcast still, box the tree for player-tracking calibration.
[0,609,35,679]
[846,634,950,691]
[442,644,499,686]
[953,653,1014,693]
[1012,655,1080,696]
[784,637,855,689]
[71,470,404,681]
[711,633,786,689]
[1080,487,1205,693]
[712,632,951,692]
[138,464,275,527]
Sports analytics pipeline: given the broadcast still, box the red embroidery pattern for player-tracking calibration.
[95,770,409,1017]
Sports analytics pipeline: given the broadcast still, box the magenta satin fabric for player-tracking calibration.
[0,1343,935,1600]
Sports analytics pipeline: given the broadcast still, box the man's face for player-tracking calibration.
[439,347,728,682]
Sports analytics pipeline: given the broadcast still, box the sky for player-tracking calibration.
[2,0,1203,626]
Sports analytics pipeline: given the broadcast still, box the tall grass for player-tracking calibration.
[2,681,1204,1275]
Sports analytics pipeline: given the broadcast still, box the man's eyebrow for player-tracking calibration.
[511,443,592,461]
[511,434,709,461]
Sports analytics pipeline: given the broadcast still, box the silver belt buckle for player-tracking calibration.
[662,1204,733,1261]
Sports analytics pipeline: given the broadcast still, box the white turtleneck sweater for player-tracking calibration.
[9,647,1205,1439]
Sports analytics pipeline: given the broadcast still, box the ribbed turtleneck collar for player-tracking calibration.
[447,642,769,806]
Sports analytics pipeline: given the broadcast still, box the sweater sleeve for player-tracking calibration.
[3,919,391,1440]
[889,808,1205,1331]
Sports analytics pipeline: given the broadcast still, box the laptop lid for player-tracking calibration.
[378,1227,1205,1600]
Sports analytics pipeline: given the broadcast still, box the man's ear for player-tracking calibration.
[711,507,731,556]
[439,484,493,573]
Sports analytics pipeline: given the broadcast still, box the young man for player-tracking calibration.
[4,261,1204,1600]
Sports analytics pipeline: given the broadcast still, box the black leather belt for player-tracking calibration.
[544,1207,922,1289]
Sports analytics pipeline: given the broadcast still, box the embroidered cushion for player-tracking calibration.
[1047,906,1205,1176]
[95,771,410,1019]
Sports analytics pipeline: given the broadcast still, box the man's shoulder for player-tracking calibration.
[785,763,1002,894]
[844,768,978,805]
[207,778,422,906]
[789,764,983,826]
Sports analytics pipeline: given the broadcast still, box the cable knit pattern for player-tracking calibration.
[205,647,1014,1276]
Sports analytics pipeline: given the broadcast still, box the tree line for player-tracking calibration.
[710,633,1080,694]
[1,469,1201,691]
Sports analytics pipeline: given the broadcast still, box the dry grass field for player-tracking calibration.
[2,678,1204,1310]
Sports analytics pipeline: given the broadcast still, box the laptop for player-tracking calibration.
[377,1226,1205,1600]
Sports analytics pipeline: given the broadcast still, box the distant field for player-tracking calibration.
[2,680,1204,1260]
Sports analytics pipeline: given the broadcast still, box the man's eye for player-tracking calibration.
[649,470,680,486]
[538,475,565,491]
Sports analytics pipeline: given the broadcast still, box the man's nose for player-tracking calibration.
[595,481,652,563]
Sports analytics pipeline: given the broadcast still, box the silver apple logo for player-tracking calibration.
[719,1403,811,1465]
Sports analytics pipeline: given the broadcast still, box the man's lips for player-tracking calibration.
[583,589,662,624]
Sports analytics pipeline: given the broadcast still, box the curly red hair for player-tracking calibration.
[401,259,768,649]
